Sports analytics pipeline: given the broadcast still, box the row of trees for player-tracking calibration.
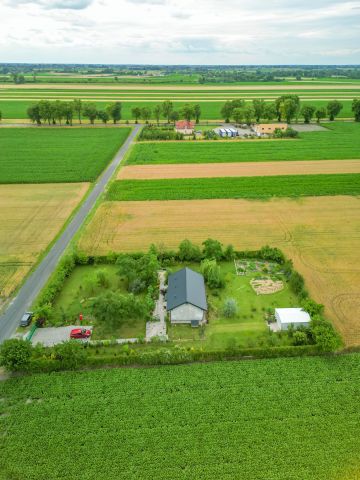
[27,99,122,125]
[221,96,360,124]
[220,96,351,124]
[131,101,201,124]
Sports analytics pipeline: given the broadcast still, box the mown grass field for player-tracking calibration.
[1,355,360,479]
[127,122,360,165]
[107,174,360,201]
[0,183,89,299]
[0,127,130,183]
[0,99,355,120]
[78,197,360,345]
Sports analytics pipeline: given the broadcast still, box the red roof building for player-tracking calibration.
[175,120,195,131]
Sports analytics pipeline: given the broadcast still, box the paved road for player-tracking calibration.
[0,125,141,343]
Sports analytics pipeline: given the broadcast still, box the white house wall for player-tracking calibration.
[171,303,204,324]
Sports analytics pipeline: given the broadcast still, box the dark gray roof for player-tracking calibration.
[167,267,207,311]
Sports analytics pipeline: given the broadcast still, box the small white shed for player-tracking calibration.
[275,308,311,331]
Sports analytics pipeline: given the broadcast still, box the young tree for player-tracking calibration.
[252,99,265,122]
[27,103,42,125]
[223,298,238,318]
[200,259,224,289]
[73,98,82,124]
[352,98,360,122]
[202,238,223,261]
[83,102,98,124]
[162,100,173,123]
[301,105,316,124]
[315,107,326,123]
[131,106,141,123]
[181,103,194,122]
[106,101,122,124]
[0,339,32,372]
[327,100,343,121]
[154,104,162,125]
[263,102,277,121]
[141,107,152,123]
[97,110,110,124]
[194,104,201,124]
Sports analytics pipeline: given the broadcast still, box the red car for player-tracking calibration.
[70,328,91,339]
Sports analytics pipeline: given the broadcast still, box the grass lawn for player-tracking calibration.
[126,122,360,165]
[52,265,146,340]
[107,173,360,201]
[1,354,360,479]
[167,261,299,349]
[0,127,130,183]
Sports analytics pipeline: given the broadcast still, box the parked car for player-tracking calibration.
[20,312,33,327]
[70,328,92,339]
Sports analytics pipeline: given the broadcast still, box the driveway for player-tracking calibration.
[31,326,93,347]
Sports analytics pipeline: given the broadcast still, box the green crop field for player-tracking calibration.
[107,173,360,201]
[0,99,354,120]
[0,127,130,183]
[1,354,360,479]
[127,122,360,165]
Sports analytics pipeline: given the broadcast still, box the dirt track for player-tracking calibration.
[118,159,360,180]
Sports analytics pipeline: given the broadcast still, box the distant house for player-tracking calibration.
[166,268,207,327]
[253,123,288,135]
[175,120,194,135]
[275,308,311,331]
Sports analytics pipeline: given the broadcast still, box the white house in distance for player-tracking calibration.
[166,268,207,327]
[175,120,194,135]
[275,308,311,331]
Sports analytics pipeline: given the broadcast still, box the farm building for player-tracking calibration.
[167,268,207,327]
[253,123,288,135]
[175,120,194,135]
[275,308,311,331]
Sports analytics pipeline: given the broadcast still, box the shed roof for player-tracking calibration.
[167,267,207,311]
[275,308,311,324]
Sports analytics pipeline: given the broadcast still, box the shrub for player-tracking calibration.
[200,259,224,289]
[223,298,238,318]
[53,340,88,370]
[293,331,309,346]
[178,239,202,262]
[0,339,33,372]
[202,238,223,260]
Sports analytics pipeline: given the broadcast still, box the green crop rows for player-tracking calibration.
[127,122,360,165]
[107,173,360,201]
[1,355,360,479]
[0,127,130,183]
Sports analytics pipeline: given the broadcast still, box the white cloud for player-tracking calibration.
[0,0,359,63]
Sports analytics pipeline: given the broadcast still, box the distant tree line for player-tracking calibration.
[131,101,201,124]
[27,99,122,125]
[221,96,360,124]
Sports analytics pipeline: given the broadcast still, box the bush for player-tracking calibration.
[0,339,33,372]
[53,340,88,370]
[200,259,224,289]
[202,238,223,260]
[138,126,184,141]
[293,331,309,346]
[223,298,238,318]
[311,316,342,352]
[178,239,202,262]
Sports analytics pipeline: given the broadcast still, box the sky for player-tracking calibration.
[0,0,360,65]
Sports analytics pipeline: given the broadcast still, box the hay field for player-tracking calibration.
[79,196,360,346]
[118,159,360,180]
[0,183,89,299]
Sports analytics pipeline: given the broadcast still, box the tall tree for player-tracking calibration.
[232,108,244,125]
[315,107,326,124]
[180,103,194,122]
[194,104,201,124]
[275,95,300,122]
[63,102,74,126]
[351,98,360,122]
[169,110,179,125]
[162,100,173,123]
[106,101,122,123]
[252,99,265,122]
[27,103,42,125]
[263,103,277,121]
[221,101,233,123]
[73,99,82,124]
[38,100,53,125]
[141,107,152,123]
[327,100,343,121]
[154,104,162,125]
[280,98,298,123]
[54,100,65,125]
[83,102,98,124]
[97,110,110,124]
[301,105,316,124]
[243,104,255,125]
[131,107,141,123]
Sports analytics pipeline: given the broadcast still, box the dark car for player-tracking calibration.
[20,312,33,327]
